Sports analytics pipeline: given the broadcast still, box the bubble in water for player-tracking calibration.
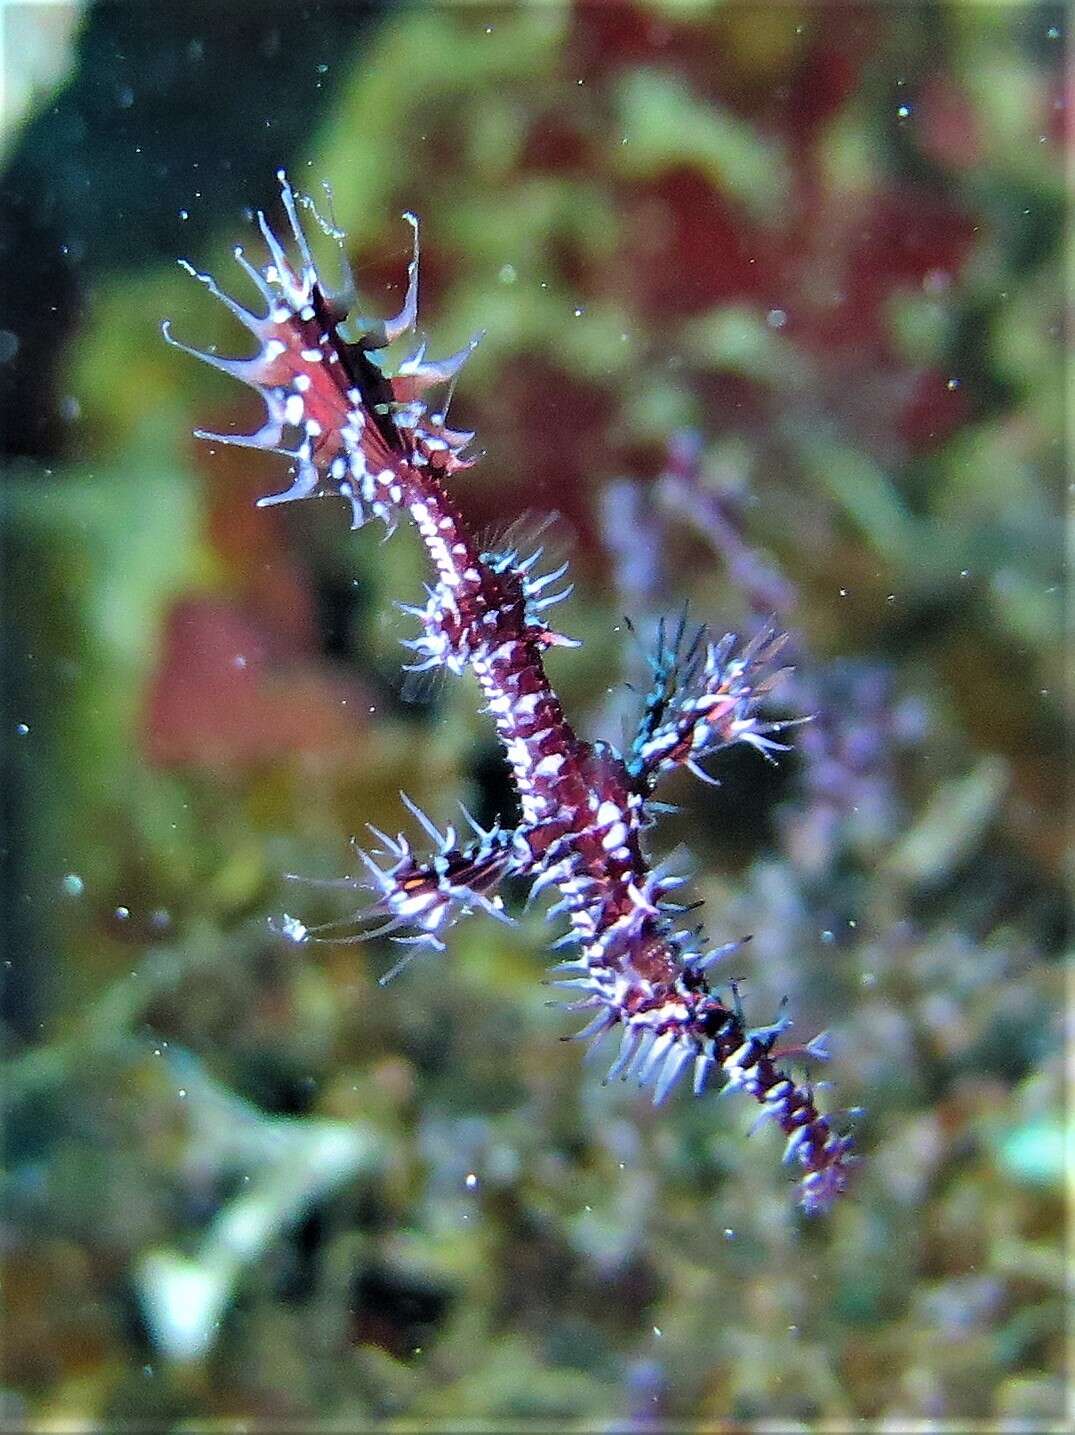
[464,1172,478,1190]
[15,722,29,736]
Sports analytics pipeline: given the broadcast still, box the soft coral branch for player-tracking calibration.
[165,171,858,1212]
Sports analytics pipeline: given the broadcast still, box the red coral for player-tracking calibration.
[144,596,367,769]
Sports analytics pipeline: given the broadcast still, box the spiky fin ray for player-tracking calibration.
[628,619,795,791]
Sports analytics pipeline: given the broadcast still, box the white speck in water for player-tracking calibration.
[860,972,877,988]
[653,1325,662,1337]
[232,654,248,669]
[464,1172,478,1190]
[896,104,911,120]
[178,209,189,221]
[498,263,517,285]
[15,722,29,736]
[62,873,84,897]
[821,929,834,944]
[946,377,960,390]
[723,1227,736,1240]
[573,306,584,318]
[279,913,308,944]
[839,587,848,597]
[766,308,788,329]
[115,906,130,921]
[178,1088,187,1099]
[1047,25,1060,40]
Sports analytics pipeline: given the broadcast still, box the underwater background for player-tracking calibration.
[1,2,1067,1427]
